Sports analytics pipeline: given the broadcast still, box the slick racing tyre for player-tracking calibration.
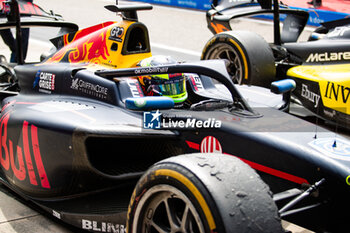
[201,31,276,87]
[127,153,283,233]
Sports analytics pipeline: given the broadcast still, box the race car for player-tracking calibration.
[201,0,350,129]
[0,1,350,233]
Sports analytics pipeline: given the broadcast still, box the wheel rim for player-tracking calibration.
[133,184,206,233]
[204,43,244,84]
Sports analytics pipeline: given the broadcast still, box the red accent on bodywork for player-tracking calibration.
[186,140,309,184]
[1,100,16,112]
[0,112,50,189]
[49,22,114,64]
[31,125,50,189]
[9,140,26,181]
[227,153,309,184]
[190,77,198,91]
[23,121,38,186]
[186,140,200,150]
[0,113,10,171]
[0,0,46,16]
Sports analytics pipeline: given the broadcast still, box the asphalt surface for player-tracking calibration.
[0,0,331,232]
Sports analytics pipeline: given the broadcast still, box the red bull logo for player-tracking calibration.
[0,112,50,189]
[48,22,115,65]
[46,20,152,69]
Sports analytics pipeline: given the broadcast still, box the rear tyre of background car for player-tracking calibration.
[127,153,284,233]
[201,31,276,87]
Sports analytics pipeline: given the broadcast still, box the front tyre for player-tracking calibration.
[201,31,276,87]
[127,153,284,233]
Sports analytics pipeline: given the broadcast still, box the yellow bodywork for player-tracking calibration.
[287,64,350,115]
[45,20,152,69]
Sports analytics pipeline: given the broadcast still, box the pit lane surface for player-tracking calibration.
[0,0,335,232]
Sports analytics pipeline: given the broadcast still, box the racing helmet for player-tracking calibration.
[137,55,188,104]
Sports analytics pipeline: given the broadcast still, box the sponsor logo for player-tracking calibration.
[200,136,222,153]
[18,1,45,16]
[0,113,50,189]
[109,26,124,42]
[134,99,147,108]
[189,74,204,92]
[177,0,197,7]
[309,137,350,161]
[309,16,324,25]
[71,78,108,99]
[2,1,44,15]
[33,71,56,94]
[306,52,350,63]
[143,110,162,129]
[126,79,144,97]
[48,23,113,64]
[82,219,125,233]
[154,0,171,3]
[324,81,350,104]
[327,26,350,38]
[301,84,320,108]
[2,2,11,14]
[143,110,222,129]
[135,67,169,75]
[323,109,336,118]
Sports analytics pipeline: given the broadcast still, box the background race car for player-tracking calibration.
[202,0,350,129]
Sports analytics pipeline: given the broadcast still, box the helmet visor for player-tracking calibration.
[150,74,187,101]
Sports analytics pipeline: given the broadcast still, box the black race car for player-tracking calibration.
[202,0,350,130]
[0,1,350,233]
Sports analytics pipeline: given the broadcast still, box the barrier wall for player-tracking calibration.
[133,0,350,26]
[134,0,211,10]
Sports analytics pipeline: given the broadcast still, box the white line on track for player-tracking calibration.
[151,42,201,56]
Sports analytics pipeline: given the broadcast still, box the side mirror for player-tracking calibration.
[125,96,174,110]
[271,79,296,94]
[270,79,296,112]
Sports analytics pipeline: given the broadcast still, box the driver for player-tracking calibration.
[137,55,188,107]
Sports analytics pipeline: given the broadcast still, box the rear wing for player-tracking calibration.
[0,0,63,20]
[0,0,78,64]
[207,0,309,44]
